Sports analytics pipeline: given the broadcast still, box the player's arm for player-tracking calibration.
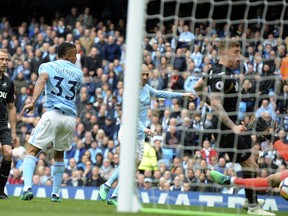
[138,119,155,137]
[210,92,245,134]
[193,77,204,92]
[20,72,48,116]
[7,102,17,145]
[193,76,210,105]
[149,85,197,100]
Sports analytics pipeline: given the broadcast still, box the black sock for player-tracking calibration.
[0,160,12,193]
[243,170,258,207]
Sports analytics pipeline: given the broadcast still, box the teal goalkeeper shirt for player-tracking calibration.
[38,60,83,118]
[137,84,183,140]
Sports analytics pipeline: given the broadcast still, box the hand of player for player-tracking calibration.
[232,125,247,134]
[144,129,156,138]
[183,92,197,101]
[20,103,35,116]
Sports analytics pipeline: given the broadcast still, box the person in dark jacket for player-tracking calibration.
[102,36,122,63]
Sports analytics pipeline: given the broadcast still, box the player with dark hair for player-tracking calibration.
[0,48,17,199]
[197,39,275,216]
[98,64,196,205]
[20,42,83,202]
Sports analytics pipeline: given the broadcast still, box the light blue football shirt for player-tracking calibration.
[38,60,83,118]
[137,84,183,140]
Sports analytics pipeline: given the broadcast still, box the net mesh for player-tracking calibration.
[139,0,288,213]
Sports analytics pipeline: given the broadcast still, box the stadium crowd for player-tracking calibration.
[1,6,288,195]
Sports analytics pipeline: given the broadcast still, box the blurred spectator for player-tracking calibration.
[143,178,153,190]
[99,158,114,180]
[136,174,145,189]
[139,142,158,172]
[102,36,121,63]
[84,47,102,73]
[88,140,103,164]
[67,170,85,186]
[77,7,93,29]
[170,176,183,191]
[165,125,181,146]
[200,139,218,165]
[214,158,227,174]
[276,84,288,114]
[240,79,256,113]
[173,48,186,73]
[85,166,105,187]
[255,99,276,120]
[65,7,78,28]
[8,168,24,185]
[30,49,44,73]
[178,25,195,50]
[44,46,57,62]
[73,139,86,163]
[184,68,201,93]
[147,69,165,90]
[79,28,94,56]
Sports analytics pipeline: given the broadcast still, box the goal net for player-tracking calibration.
[119,0,288,214]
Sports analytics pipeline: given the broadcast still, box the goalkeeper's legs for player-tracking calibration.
[211,170,288,189]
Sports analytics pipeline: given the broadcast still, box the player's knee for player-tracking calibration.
[26,143,41,156]
[2,148,12,161]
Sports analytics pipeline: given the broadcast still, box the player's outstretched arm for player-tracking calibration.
[20,73,48,116]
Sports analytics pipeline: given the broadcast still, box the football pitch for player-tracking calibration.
[0,197,284,216]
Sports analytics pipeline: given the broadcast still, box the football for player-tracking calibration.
[279,177,288,200]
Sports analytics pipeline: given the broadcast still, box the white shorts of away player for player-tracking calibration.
[118,126,144,161]
[28,109,76,151]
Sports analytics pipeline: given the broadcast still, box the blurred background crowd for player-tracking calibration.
[1,1,288,195]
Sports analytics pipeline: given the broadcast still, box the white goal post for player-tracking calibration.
[118,0,146,212]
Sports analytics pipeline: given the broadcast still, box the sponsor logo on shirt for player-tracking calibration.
[0,91,7,99]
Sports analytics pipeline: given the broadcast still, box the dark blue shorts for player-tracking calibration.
[219,133,252,163]
[0,128,12,146]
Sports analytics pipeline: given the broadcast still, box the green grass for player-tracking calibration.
[0,197,284,216]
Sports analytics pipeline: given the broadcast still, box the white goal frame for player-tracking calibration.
[118,0,146,212]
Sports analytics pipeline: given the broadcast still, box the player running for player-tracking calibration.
[19,42,83,202]
[98,64,196,205]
